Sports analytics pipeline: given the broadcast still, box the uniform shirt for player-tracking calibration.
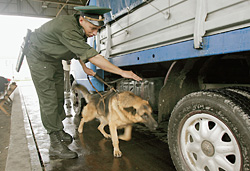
[30,14,99,63]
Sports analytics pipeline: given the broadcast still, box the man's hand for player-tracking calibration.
[121,70,142,81]
[83,66,96,76]
[79,60,96,76]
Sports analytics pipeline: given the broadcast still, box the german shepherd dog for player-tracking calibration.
[73,84,158,157]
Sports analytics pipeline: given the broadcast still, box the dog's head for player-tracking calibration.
[124,100,158,131]
[117,91,158,131]
[137,100,158,131]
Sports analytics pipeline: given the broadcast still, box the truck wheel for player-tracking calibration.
[71,81,86,115]
[225,86,250,100]
[168,89,250,171]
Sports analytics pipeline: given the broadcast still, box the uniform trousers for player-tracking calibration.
[26,44,66,134]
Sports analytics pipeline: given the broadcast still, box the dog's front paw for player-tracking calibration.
[113,150,122,157]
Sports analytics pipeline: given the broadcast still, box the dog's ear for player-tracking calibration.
[138,104,149,113]
[142,104,149,110]
[124,107,136,115]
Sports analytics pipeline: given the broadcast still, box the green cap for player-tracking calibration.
[74,6,111,26]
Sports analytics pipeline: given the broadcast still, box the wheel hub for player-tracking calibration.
[201,140,214,157]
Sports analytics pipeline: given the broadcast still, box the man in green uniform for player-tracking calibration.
[26,6,142,159]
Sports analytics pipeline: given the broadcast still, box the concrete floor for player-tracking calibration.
[5,80,176,171]
[0,100,11,171]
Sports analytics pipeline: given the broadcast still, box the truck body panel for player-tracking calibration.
[98,0,250,59]
[70,1,250,169]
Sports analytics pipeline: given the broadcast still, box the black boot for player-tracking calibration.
[58,130,73,143]
[49,131,78,159]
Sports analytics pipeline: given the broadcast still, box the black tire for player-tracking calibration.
[71,81,86,115]
[168,89,250,171]
[224,86,250,100]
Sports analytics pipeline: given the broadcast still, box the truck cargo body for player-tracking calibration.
[70,0,250,170]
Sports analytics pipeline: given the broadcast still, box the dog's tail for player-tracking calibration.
[72,84,91,103]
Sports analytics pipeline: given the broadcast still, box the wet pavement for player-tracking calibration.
[0,98,11,171]
[7,81,176,171]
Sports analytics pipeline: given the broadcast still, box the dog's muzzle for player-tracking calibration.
[144,115,158,131]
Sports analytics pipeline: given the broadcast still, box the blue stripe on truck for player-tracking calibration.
[109,27,250,66]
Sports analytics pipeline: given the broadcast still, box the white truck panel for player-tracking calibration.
[98,0,250,57]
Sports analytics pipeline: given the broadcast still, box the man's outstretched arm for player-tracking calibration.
[79,54,142,81]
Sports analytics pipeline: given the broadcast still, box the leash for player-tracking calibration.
[87,74,118,115]
[87,74,103,97]
[93,74,117,93]
[87,74,117,94]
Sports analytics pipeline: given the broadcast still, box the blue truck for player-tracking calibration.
[70,0,250,170]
